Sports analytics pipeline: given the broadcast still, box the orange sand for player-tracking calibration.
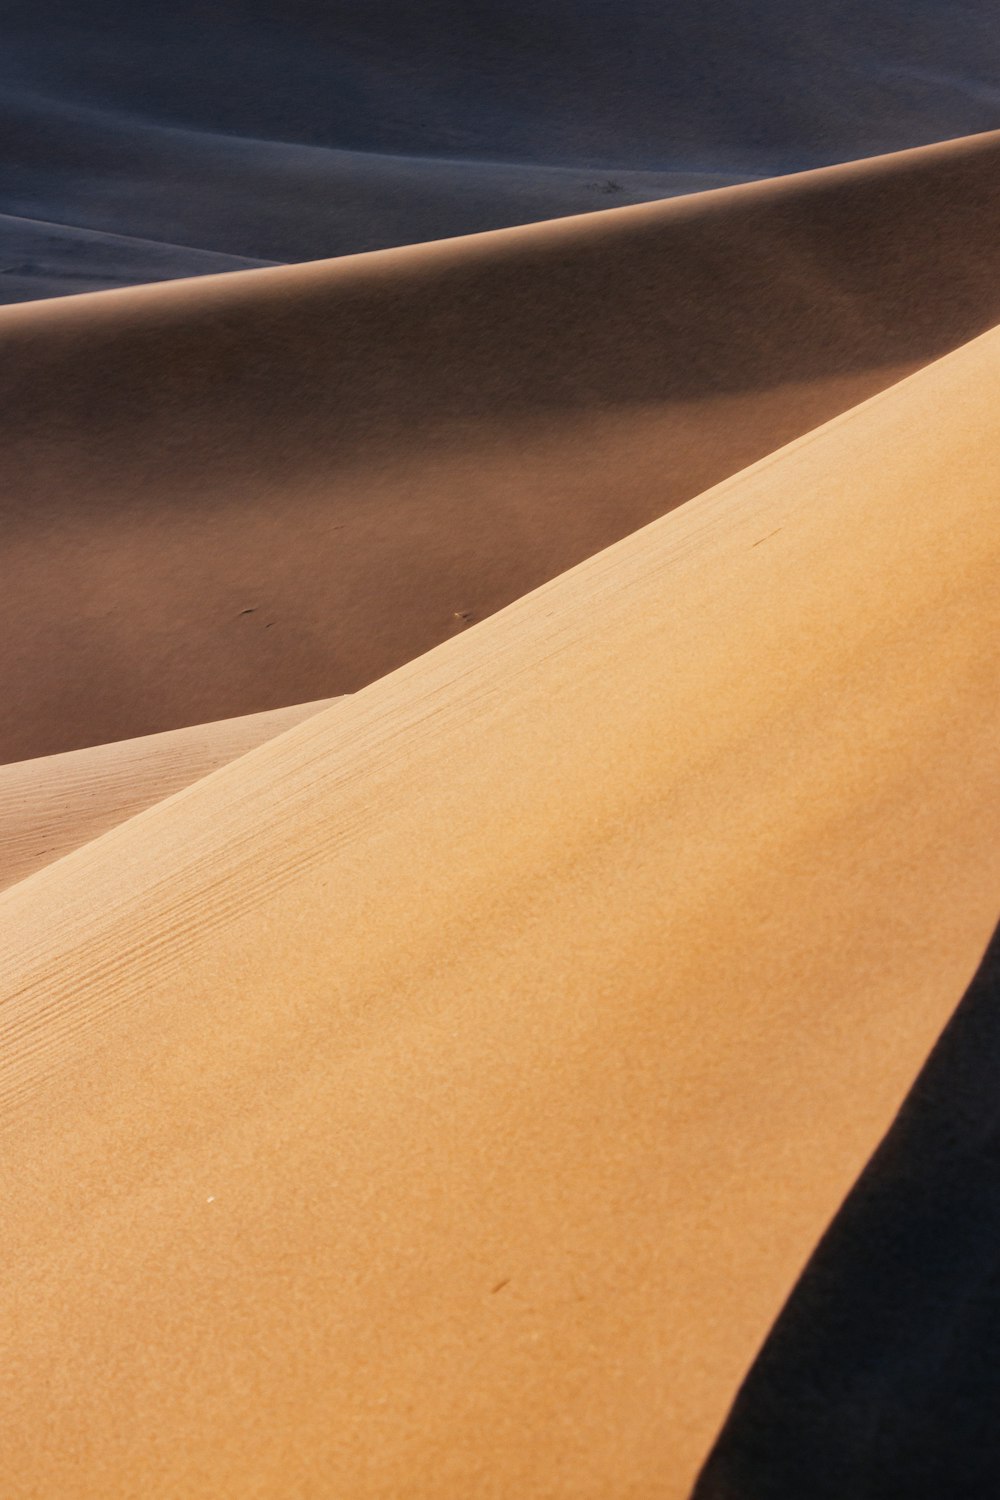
[0,698,335,893]
[2,319,999,1495]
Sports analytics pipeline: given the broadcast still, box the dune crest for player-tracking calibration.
[2,320,999,1495]
[4,128,1000,763]
[0,89,739,301]
[0,697,336,895]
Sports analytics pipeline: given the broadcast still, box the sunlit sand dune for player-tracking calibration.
[0,698,335,894]
[3,321,999,1496]
[4,129,1000,763]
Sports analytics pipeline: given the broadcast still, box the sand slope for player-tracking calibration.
[0,89,737,302]
[0,206,273,305]
[5,129,1000,763]
[695,924,1000,1496]
[0,698,334,894]
[7,1,1000,170]
[3,1,997,301]
[3,322,999,1496]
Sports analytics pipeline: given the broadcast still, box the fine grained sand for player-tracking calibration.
[0,698,334,893]
[4,129,1000,763]
[3,321,999,1496]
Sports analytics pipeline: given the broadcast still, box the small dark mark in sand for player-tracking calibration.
[453,610,475,624]
[238,607,257,615]
[491,1278,511,1294]
[751,527,784,548]
[265,622,274,629]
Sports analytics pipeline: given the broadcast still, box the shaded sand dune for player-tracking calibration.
[0,207,272,305]
[3,1,997,301]
[7,2,1000,172]
[694,922,1000,1497]
[5,128,1000,762]
[0,90,735,302]
[0,698,334,894]
[3,322,999,1497]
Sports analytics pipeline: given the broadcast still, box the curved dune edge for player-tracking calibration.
[0,206,275,304]
[0,697,336,895]
[693,922,1000,1494]
[3,328,1000,1496]
[5,129,1000,761]
[0,89,742,302]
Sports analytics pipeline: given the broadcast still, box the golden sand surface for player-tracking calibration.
[2,317,998,1495]
[0,699,335,894]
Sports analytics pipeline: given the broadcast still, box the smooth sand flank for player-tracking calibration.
[6,1,999,175]
[4,129,1000,761]
[3,325,999,1496]
[693,927,1000,1494]
[0,698,334,894]
[0,91,738,302]
[6,0,999,304]
[0,207,273,304]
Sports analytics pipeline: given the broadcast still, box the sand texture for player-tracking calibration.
[5,14,1000,1487]
[0,698,335,894]
[5,130,1000,763]
[3,318,999,1495]
[694,926,1000,1495]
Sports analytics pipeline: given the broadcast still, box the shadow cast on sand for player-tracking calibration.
[696,919,1000,1500]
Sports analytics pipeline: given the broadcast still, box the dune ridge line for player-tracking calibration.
[2,314,999,1494]
[4,129,1000,761]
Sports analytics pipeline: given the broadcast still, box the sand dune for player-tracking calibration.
[4,2,997,302]
[6,4,999,1491]
[0,89,736,302]
[7,1,999,170]
[5,128,1000,763]
[3,319,999,1496]
[695,924,1000,1495]
[0,698,334,894]
[0,207,272,305]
